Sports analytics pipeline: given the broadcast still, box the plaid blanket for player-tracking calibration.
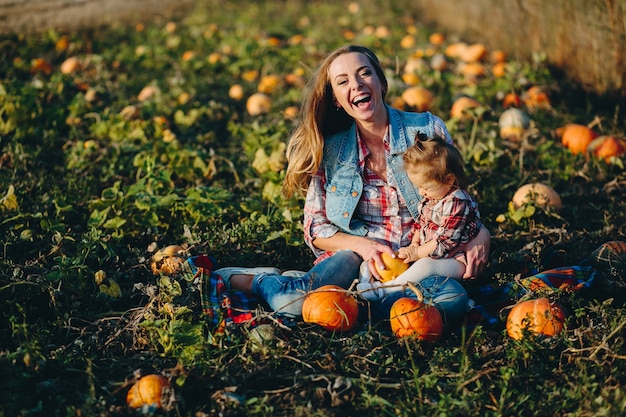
[184,255,259,328]
[189,255,598,331]
[464,265,597,328]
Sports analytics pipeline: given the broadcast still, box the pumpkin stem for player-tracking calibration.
[406,282,424,302]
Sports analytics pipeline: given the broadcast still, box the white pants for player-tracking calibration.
[357,257,465,301]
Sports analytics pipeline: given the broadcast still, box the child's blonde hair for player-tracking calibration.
[403,133,469,189]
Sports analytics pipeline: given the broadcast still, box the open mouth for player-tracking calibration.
[352,94,371,107]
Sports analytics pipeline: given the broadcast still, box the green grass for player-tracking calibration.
[1,0,625,415]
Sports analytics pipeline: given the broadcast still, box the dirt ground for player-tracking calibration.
[0,0,195,34]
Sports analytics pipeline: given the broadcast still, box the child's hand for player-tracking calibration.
[397,245,420,263]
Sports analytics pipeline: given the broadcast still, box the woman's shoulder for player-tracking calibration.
[388,105,434,126]
[387,106,450,143]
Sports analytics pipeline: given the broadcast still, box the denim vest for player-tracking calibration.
[321,105,437,236]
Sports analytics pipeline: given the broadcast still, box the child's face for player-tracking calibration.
[407,167,453,200]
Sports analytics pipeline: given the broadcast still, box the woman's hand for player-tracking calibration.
[462,225,491,279]
[313,233,394,281]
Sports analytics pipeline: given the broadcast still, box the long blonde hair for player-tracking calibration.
[282,45,388,198]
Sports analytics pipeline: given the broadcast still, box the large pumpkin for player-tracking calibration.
[378,252,409,283]
[302,285,359,332]
[389,297,443,341]
[126,374,170,409]
[506,298,566,340]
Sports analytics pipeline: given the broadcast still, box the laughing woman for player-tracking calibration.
[217,45,491,325]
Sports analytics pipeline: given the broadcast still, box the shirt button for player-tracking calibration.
[342,212,349,218]
[351,191,358,197]
[331,186,337,192]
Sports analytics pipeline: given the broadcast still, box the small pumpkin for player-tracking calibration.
[150,245,186,275]
[302,285,359,332]
[450,96,481,119]
[126,374,170,409]
[587,135,626,162]
[512,183,562,211]
[246,93,272,116]
[401,86,434,112]
[459,43,487,63]
[137,85,160,102]
[257,74,283,94]
[228,84,244,100]
[457,62,487,82]
[556,123,599,155]
[428,32,446,46]
[430,53,448,72]
[378,252,409,283]
[506,298,566,340]
[523,86,551,110]
[502,92,522,108]
[60,56,81,75]
[389,289,443,341]
[499,108,531,140]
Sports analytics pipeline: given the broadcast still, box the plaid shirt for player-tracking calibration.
[414,188,482,259]
[303,120,452,263]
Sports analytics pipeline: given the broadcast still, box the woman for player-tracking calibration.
[217,45,490,325]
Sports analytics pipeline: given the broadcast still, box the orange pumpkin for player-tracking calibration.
[459,43,487,63]
[506,298,566,340]
[126,374,170,409]
[246,93,272,116]
[450,96,481,119]
[302,285,359,332]
[401,86,434,112]
[587,135,626,162]
[556,124,599,155]
[523,86,551,110]
[389,296,443,341]
[502,92,522,108]
[378,252,409,283]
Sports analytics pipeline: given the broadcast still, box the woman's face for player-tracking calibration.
[328,52,386,125]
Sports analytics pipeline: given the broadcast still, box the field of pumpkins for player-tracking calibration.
[1,0,626,416]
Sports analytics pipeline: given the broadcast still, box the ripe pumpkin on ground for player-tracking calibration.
[389,287,443,341]
[150,245,186,275]
[126,374,170,409]
[499,108,531,140]
[302,285,359,332]
[390,298,443,341]
[450,96,481,119]
[587,135,626,162]
[506,298,566,340]
[556,123,598,155]
[511,183,562,211]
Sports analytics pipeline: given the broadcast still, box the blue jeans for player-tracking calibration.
[252,250,469,324]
